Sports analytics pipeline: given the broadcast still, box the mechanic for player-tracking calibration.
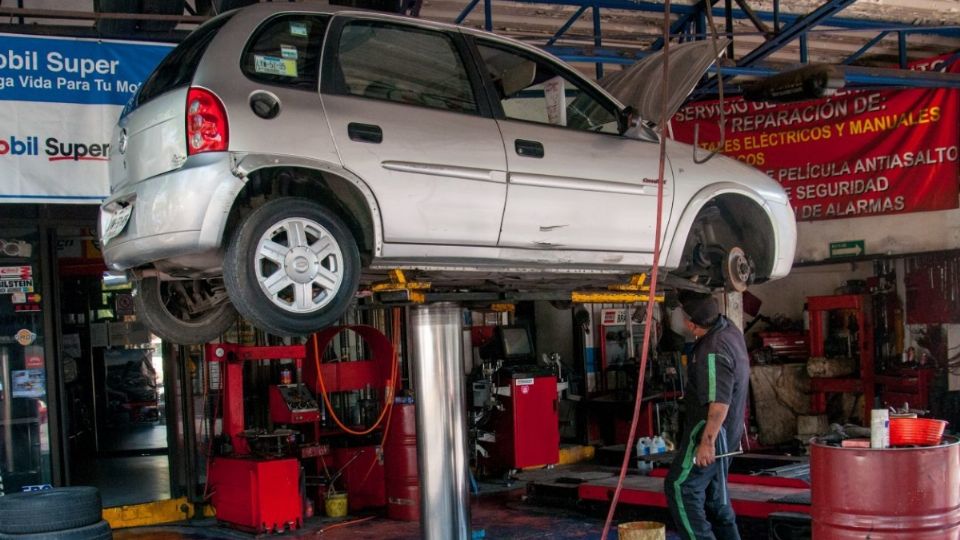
[664,294,749,540]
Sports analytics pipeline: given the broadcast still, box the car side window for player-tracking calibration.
[332,20,479,115]
[476,42,619,134]
[241,15,329,90]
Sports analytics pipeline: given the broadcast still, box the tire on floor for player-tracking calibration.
[0,486,102,534]
[0,519,112,540]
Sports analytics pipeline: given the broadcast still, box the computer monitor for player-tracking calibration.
[500,326,533,359]
[478,325,535,363]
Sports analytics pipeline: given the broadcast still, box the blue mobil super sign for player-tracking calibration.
[0,33,173,203]
[0,34,172,105]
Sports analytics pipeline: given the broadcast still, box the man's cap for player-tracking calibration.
[682,294,720,327]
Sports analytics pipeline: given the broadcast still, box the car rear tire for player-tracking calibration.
[134,277,238,345]
[223,197,360,337]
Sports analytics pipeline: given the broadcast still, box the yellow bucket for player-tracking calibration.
[325,492,348,518]
[618,521,666,540]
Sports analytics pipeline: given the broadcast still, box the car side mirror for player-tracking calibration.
[618,106,657,141]
[617,105,637,135]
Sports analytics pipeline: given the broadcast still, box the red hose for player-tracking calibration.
[310,322,400,437]
[599,2,672,537]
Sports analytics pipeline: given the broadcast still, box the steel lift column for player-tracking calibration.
[409,302,471,539]
[724,291,744,330]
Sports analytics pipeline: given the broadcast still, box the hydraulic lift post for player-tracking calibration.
[409,303,471,540]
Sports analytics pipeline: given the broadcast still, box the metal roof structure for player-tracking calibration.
[432,0,960,87]
[0,0,957,88]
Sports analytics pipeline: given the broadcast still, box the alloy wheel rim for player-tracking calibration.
[254,217,344,314]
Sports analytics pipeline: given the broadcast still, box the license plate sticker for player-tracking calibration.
[103,204,132,243]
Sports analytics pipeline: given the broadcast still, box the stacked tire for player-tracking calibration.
[0,487,110,539]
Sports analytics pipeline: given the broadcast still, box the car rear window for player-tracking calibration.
[241,15,329,90]
[135,13,234,108]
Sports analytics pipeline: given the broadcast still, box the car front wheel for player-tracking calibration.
[134,277,238,344]
[223,197,360,337]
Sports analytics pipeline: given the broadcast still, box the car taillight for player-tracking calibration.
[186,87,228,155]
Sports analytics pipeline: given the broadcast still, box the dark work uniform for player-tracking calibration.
[664,315,750,540]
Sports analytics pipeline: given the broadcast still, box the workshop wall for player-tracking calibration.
[533,302,575,368]
[795,208,960,263]
[751,262,874,320]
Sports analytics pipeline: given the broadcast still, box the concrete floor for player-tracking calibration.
[113,497,683,539]
[94,455,171,507]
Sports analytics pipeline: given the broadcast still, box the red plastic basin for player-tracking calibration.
[890,418,948,446]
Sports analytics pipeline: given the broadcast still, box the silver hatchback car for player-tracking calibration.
[99,1,796,344]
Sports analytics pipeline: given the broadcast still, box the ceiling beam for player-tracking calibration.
[736,0,859,67]
[505,0,960,38]
[650,0,717,51]
[733,0,770,36]
[546,46,960,88]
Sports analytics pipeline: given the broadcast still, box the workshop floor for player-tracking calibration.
[113,496,683,539]
[95,455,171,507]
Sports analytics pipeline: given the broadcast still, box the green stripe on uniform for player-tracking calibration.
[707,353,717,402]
[673,420,706,539]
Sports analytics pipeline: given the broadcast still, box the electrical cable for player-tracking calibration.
[599,2,672,537]
[310,322,400,436]
[201,355,223,502]
[359,308,403,485]
[318,515,376,533]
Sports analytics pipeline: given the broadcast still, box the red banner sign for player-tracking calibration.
[671,57,959,221]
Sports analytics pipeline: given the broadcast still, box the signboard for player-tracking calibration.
[0,33,172,203]
[0,265,33,293]
[829,240,865,258]
[671,56,959,221]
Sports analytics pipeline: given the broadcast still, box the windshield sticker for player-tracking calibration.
[289,21,308,37]
[280,44,299,60]
[543,76,567,127]
[254,55,298,77]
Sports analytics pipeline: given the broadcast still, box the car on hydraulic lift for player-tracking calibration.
[99,1,797,344]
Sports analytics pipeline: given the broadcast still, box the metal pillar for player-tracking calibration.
[723,291,744,331]
[409,303,470,540]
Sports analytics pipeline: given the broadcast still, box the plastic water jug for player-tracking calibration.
[636,437,652,456]
[652,436,667,454]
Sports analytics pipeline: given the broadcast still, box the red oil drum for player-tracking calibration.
[811,437,960,539]
[384,402,420,521]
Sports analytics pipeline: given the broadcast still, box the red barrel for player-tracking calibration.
[384,403,420,521]
[811,437,960,539]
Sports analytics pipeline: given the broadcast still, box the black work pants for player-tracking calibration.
[664,421,740,540]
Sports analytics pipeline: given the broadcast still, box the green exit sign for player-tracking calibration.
[830,240,865,258]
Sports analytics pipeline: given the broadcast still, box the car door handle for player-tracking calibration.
[515,139,544,158]
[348,123,383,144]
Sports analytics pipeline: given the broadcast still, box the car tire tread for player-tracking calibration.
[0,519,112,540]
[0,487,102,534]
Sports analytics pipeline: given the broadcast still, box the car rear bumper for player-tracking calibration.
[99,153,245,271]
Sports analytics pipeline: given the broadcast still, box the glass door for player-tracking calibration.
[0,226,52,492]
[57,232,172,506]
